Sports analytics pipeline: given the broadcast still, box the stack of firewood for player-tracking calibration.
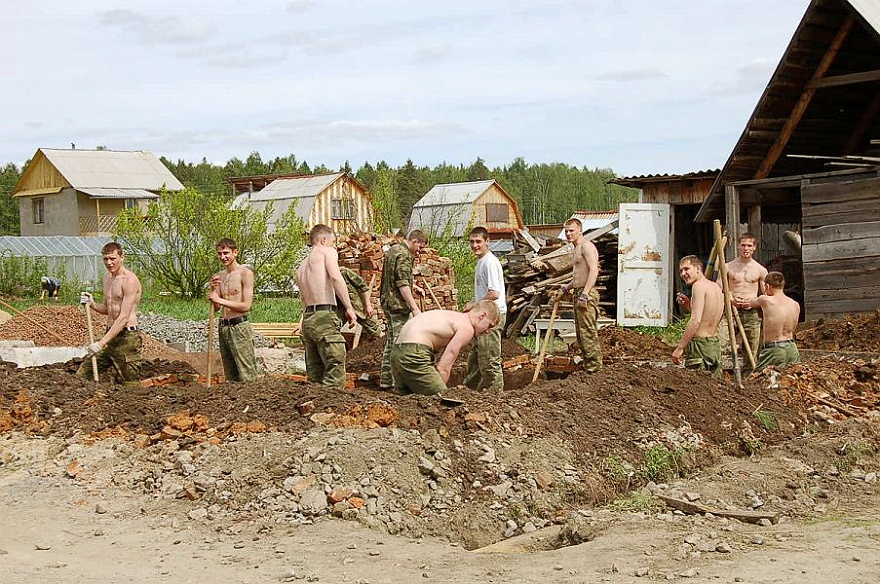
[336,232,458,313]
[503,229,618,337]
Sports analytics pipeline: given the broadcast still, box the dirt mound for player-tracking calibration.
[599,325,673,361]
[0,304,182,361]
[797,310,880,353]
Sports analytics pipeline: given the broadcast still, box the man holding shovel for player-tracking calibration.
[78,242,143,385]
[559,218,602,373]
[719,233,767,373]
[209,238,259,382]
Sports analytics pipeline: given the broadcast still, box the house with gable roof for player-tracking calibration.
[408,179,524,239]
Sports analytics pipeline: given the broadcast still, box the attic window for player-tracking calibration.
[33,198,45,224]
[486,203,507,223]
[332,198,355,220]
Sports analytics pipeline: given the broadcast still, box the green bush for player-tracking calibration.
[0,253,49,297]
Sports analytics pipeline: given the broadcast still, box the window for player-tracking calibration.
[32,198,45,224]
[125,198,138,210]
[486,203,508,223]
[331,198,356,220]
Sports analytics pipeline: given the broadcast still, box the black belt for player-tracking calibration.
[220,315,249,326]
[108,326,138,332]
[763,340,794,348]
[304,304,336,314]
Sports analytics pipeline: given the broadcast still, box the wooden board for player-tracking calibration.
[251,322,302,340]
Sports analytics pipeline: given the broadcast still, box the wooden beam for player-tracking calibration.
[808,69,880,89]
[754,15,855,180]
[724,184,740,261]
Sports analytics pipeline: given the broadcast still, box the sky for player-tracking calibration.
[2,0,811,177]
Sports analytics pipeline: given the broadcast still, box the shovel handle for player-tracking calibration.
[84,305,99,382]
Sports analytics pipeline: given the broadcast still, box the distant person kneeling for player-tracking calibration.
[737,271,801,372]
[391,300,500,396]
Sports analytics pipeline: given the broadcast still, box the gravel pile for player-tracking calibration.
[137,312,271,352]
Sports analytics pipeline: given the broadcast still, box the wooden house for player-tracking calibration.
[11,148,183,236]
[229,172,372,234]
[408,179,524,239]
[695,0,880,319]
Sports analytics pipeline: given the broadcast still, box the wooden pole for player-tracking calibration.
[713,220,742,387]
[423,279,442,309]
[84,305,99,381]
[206,305,215,388]
[732,305,757,372]
[532,294,561,383]
[0,296,71,345]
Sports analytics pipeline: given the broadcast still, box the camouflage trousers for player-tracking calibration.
[755,340,799,372]
[574,286,602,373]
[719,308,761,372]
[77,329,142,385]
[685,335,722,379]
[463,313,505,391]
[380,311,410,388]
[302,309,347,389]
[391,343,446,395]
[218,320,259,382]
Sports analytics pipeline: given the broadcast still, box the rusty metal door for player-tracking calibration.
[616,203,672,326]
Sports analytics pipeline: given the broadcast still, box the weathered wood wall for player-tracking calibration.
[801,176,880,319]
[310,179,373,235]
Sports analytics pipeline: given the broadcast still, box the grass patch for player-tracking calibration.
[633,317,688,346]
[752,407,778,432]
[637,444,696,482]
[604,492,661,513]
[140,294,301,322]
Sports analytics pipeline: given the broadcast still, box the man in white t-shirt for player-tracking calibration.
[463,226,507,391]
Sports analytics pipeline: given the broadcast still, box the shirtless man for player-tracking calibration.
[78,242,143,385]
[391,300,500,396]
[673,255,725,378]
[739,271,800,372]
[208,238,259,382]
[720,233,768,370]
[295,224,357,389]
[559,218,602,372]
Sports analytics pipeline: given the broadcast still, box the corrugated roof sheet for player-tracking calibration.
[77,187,160,200]
[413,180,496,208]
[0,236,112,257]
[556,211,618,239]
[248,172,343,201]
[408,204,474,238]
[609,169,719,187]
[39,149,184,191]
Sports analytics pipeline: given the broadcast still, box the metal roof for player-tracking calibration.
[248,172,344,201]
[556,211,618,239]
[37,148,183,191]
[609,170,719,187]
[413,180,497,208]
[77,187,159,200]
[0,236,112,257]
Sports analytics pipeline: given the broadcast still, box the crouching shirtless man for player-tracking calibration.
[390,300,500,396]
[739,271,801,372]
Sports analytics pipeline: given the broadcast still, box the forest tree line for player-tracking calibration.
[0,151,638,236]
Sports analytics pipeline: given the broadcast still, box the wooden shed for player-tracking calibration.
[230,172,373,235]
[408,179,524,238]
[11,148,183,236]
[696,0,880,320]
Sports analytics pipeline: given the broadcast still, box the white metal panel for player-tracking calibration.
[616,203,672,327]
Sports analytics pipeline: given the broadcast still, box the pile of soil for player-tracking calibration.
[797,309,880,353]
[599,325,673,361]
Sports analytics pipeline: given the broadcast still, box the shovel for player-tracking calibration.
[84,303,99,381]
[532,293,561,383]
[439,395,466,407]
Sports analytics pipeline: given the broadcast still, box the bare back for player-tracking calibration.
[759,293,800,343]
[692,278,724,337]
[396,310,473,350]
[296,246,338,306]
[726,257,767,299]
[102,267,141,328]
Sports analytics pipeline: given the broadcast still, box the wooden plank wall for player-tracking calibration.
[801,177,880,319]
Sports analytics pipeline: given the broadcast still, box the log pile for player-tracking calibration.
[503,229,618,337]
[336,232,458,313]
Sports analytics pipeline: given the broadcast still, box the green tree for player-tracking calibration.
[370,167,402,233]
[115,187,306,298]
[466,157,490,181]
[396,159,428,224]
[0,162,22,235]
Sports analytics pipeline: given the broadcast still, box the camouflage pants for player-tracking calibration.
[380,311,410,388]
[391,343,446,396]
[302,309,347,389]
[755,341,799,372]
[685,335,722,379]
[719,308,761,372]
[218,320,259,382]
[77,329,142,385]
[574,286,602,373]
[463,313,505,391]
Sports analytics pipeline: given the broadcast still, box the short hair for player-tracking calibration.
[564,218,583,230]
[738,232,757,244]
[216,238,237,250]
[765,271,785,289]
[469,226,490,240]
[407,229,428,244]
[309,224,334,244]
[472,299,501,327]
[101,242,123,255]
[679,255,703,270]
